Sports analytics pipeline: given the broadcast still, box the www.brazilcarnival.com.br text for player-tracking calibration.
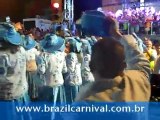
[16,104,146,113]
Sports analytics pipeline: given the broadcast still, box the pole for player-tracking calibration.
[64,0,74,27]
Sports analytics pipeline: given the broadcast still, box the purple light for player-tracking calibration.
[150,7,155,14]
[100,6,160,23]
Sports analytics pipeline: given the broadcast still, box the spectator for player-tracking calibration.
[14,22,24,35]
[154,40,160,57]
[154,56,160,74]
[143,37,157,72]
[76,11,151,102]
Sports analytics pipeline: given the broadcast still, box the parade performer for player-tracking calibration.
[81,38,94,85]
[65,38,82,103]
[38,34,67,103]
[23,35,39,100]
[0,23,30,120]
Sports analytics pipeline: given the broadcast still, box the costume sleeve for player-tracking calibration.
[37,53,47,74]
[62,53,68,73]
[66,53,77,73]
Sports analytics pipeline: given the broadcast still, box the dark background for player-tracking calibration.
[74,0,102,20]
[0,0,102,22]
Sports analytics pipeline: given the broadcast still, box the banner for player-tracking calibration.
[0,102,159,120]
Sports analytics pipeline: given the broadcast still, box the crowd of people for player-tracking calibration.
[0,9,159,119]
[0,20,97,119]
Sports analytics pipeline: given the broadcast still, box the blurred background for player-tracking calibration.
[0,0,102,22]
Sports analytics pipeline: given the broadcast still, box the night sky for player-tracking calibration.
[0,0,102,22]
[74,0,102,20]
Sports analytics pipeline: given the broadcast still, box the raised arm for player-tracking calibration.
[108,16,151,78]
[119,35,150,78]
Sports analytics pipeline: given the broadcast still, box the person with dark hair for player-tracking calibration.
[153,40,160,74]
[76,11,151,102]
[90,39,125,79]
[56,25,72,38]
[154,40,160,57]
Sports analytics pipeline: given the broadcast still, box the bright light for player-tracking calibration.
[97,7,102,12]
[53,3,59,8]
[115,10,122,18]
[150,7,155,14]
